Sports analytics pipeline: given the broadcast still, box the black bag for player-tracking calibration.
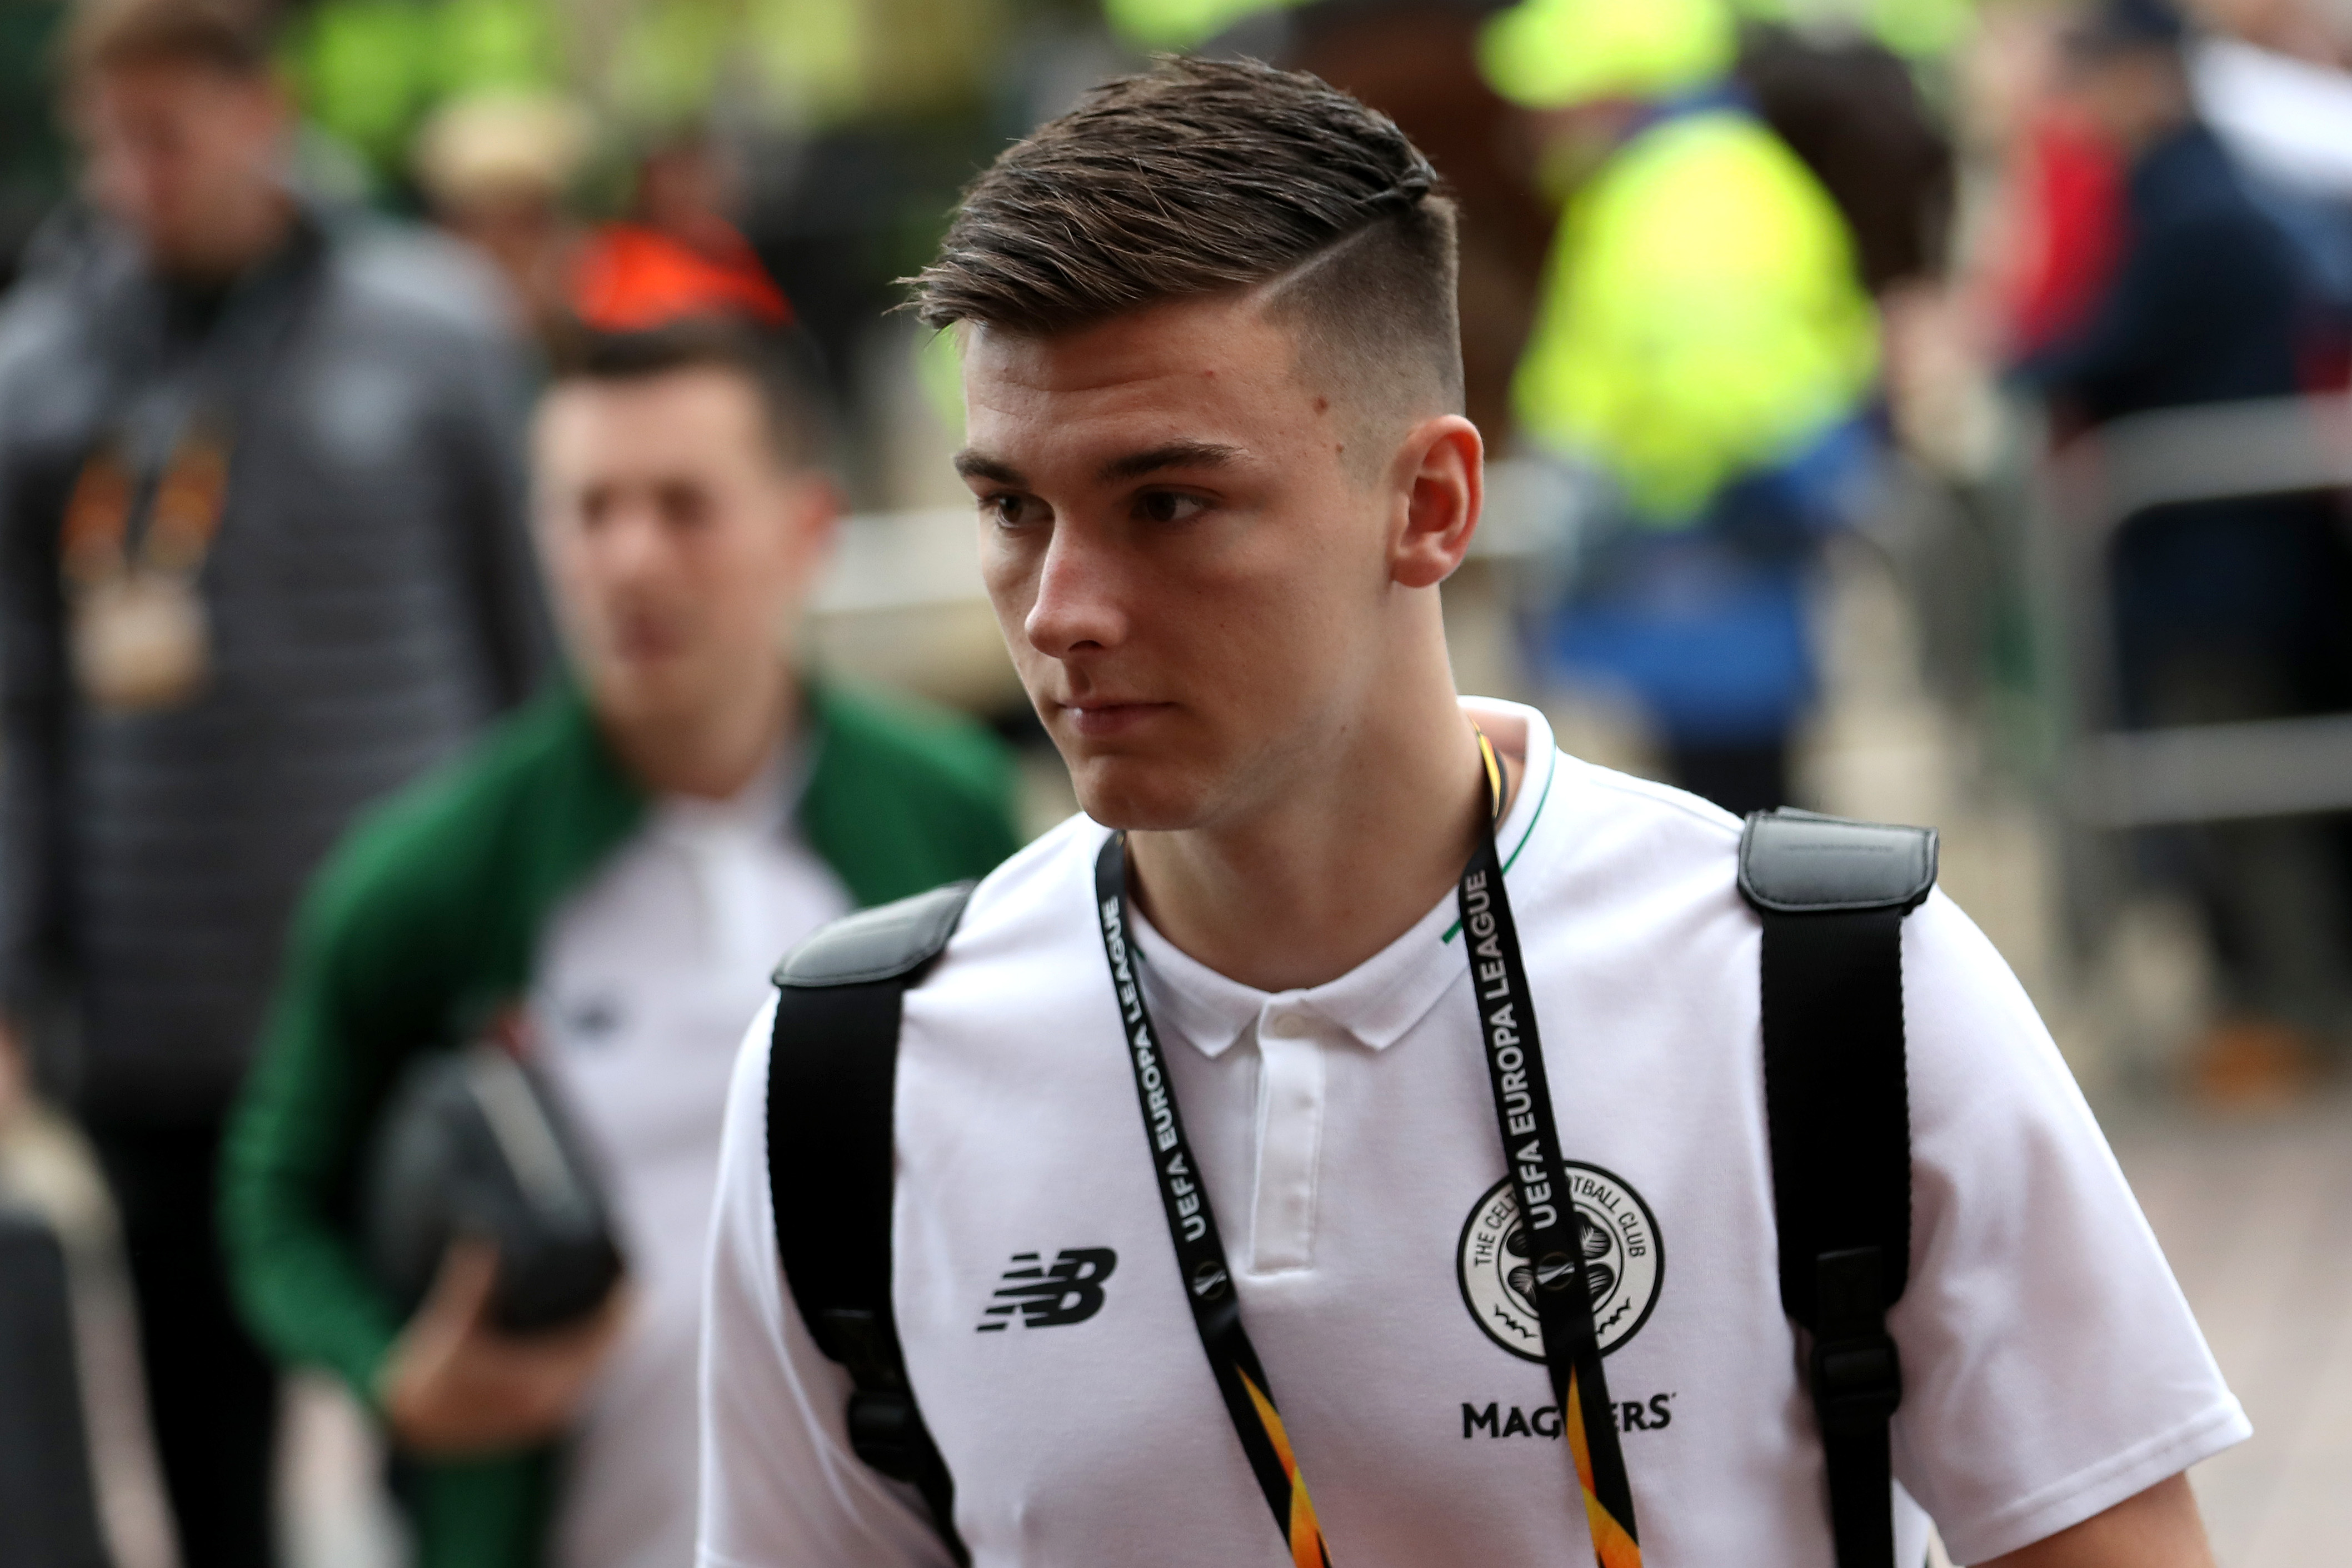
[0,1210,108,1568]
[765,808,1936,1566]
[363,1043,624,1333]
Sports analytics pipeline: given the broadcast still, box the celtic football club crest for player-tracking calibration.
[1456,1164,1664,1362]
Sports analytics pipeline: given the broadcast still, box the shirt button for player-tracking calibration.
[1265,1014,1305,1038]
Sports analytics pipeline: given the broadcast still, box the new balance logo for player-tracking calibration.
[975,1248,1117,1331]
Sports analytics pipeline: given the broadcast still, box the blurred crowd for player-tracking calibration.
[1,0,2350,1564]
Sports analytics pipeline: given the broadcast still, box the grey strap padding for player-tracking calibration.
[1737,808,1936,915]
[773,880,978,988]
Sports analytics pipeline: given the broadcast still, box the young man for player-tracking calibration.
[0,2,544,1561]
[699,58,2241,1568]
[222,322,1021,1568]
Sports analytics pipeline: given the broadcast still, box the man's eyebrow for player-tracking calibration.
[952,450,1024,486]
[1098,441,1244,484]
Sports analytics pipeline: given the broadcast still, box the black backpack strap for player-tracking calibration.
[767,881,976,1565]
[1738,809,1937,1568]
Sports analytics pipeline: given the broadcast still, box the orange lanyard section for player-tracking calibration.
[61,425,231,588]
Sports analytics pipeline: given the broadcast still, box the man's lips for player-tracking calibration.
[608,614,689,662]
[1057,699,1175,739]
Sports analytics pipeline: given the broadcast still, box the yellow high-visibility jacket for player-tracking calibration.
[1514,107,1877,522]
[1103,0,1289,51]
[290,0,563,174]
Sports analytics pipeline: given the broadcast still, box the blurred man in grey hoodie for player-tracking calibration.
[0,1,547,1560]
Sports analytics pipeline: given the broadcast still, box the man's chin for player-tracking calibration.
[588,663,697,730]
[1066,754,1216,833]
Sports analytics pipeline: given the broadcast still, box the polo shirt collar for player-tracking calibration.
[647,736,801,846]
[1131,700,1559,1060]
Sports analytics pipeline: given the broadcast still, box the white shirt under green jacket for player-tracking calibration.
[534,745,851,1568]
[698,700,2245,1567]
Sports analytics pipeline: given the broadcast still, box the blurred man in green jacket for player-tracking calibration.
[222,319,1022,1568]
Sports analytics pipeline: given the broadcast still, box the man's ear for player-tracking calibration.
[785,470,843,577]
[1390,415,1483,590]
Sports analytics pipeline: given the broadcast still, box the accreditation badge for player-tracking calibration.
[71,569,211,713]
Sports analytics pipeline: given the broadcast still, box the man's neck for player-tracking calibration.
[600,663,798,802]
[1125,675,1519,995]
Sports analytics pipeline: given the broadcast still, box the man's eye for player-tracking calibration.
[660,484,711,528]
[1136,491,1209,525]
[984,493,1043,527]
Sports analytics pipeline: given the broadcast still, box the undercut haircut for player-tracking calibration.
[547,319,833,471]
[911,56,1464,423]
[63,0,279,81]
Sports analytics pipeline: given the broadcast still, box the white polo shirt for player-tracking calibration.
[699,700,2245,1568]
[532,750,853,1568]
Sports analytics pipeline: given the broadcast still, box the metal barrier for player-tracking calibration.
[2038,393,2352,829]
[2031,394,2352,933]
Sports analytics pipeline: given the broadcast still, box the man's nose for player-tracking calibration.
[598,505,670,576]
[88,150,149,221]
[1023,524,1127,661]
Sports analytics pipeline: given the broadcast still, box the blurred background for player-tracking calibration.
[3,0,2352,1562]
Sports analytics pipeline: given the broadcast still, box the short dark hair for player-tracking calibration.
[63,0,279,80]
[912,56,1463,420]
[548,320,832,470]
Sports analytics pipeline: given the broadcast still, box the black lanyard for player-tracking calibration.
[1094,835,1331,1567]
[1090,733,1642,1567]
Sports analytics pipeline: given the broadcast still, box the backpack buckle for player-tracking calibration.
[1810,1247,1903,1436]
[817,1307,906,1389]
[846,1389,933,1482]
[821,1310,935,1482]
[1812,1334,1903,1434]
